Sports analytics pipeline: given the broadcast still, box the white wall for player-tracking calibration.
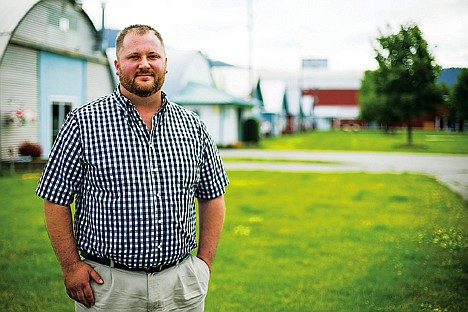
[184,105,239,146]
[314,106,359,119]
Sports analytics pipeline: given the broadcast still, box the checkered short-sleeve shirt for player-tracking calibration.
[36,87,229,268]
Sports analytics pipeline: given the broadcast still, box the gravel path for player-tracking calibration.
[220,149,468,201]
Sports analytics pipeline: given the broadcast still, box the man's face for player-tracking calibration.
[115,31,167,97]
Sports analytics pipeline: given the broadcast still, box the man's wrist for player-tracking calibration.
[59,252,82,273]
[196,253,213,272]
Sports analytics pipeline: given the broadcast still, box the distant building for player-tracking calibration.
[165,49,255,146]
[301,69,363,130]
[203,61,465,133]
[303,89,360,129]
[302,58,328,69]
[0,0,114,160]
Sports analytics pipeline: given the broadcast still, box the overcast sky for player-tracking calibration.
[80,0,468,72]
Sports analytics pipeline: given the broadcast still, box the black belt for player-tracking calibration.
[81,251,187,273]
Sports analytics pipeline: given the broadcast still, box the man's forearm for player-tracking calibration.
[43,200,81,271]
[197,195,225,270]
[43,200,103,308]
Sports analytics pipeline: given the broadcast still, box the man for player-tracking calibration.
[36,24,229,311]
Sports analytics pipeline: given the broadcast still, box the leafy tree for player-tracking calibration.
[359,70,399,132]
[438,82,454,129]
[368,24,443,144]
[451,69,468,131]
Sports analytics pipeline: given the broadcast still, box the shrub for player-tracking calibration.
[243,118,260,144]
[18,142,42,158]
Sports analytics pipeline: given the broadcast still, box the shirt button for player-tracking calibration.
[158,220,163,224]
[158,245,162,249]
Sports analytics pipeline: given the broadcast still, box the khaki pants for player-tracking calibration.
[76,254,210,311]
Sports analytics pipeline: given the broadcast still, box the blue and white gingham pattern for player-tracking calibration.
[36,87,229,269]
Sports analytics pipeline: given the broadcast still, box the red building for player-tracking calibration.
[302,89,362,129]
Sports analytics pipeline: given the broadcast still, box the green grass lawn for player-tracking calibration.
[0,173,69,312]
[1,171,466,311]
[259,130,468,154]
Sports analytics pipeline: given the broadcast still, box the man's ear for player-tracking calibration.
[114,59,120,76]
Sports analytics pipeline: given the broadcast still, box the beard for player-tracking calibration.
[119,69,166,97]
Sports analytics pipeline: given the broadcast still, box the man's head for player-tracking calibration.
[114,24,167,98]
[115,24,165,59]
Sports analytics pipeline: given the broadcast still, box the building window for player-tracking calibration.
[52,101,72,144]
[47,5,78,31]
[59,18,69,32]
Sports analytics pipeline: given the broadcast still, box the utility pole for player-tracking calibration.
[247,0,254,95]
[100,1,107,51]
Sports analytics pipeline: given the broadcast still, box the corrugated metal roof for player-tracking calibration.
[163,49,207,95]
[0,0,98,63]
[0,0,41,62]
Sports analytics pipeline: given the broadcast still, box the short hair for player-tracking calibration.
[115,24,165,58]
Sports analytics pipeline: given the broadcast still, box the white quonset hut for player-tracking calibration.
[0,0,114,160]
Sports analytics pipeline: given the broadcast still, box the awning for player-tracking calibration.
[171,82,255,107]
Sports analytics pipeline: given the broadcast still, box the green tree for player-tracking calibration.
[359,70,399,132]
[371,24,443,144]
[451,69,468,131]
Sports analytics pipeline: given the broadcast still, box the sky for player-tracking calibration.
[80,0,468,72]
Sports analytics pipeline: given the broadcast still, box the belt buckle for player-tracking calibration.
[145,265,163,273]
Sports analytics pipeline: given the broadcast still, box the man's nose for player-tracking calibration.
[139,57,150,68]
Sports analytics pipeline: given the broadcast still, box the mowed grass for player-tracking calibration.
[208,171,467,311]
[0,173,70,312]
[1,171,466,311]
[259,130,468,154]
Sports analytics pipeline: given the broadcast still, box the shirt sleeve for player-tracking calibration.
[36,112,83,206]
[195,121,229,199]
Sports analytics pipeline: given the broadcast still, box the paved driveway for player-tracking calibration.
[219,149,468,201]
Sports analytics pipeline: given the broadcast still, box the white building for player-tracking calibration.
[0,0,114,160]
[164,49,255,146]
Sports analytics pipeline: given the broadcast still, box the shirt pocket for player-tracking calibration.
[82,150,126,199]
